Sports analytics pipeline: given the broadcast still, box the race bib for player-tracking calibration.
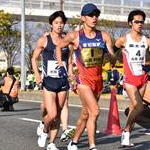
[129,49,145,64]
[47,60,66,78]
[81,47,104,67]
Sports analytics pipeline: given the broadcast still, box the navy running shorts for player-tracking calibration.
[43,76,69,92]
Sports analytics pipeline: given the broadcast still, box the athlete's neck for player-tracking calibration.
[50,31,62,45]
[130,30,142,42]
[83,26,96,39]
[51,31,62,38]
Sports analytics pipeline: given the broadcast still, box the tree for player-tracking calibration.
[25,22,48,71]
[0,10,21,68]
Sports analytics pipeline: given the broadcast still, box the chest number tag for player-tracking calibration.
[47,60,66,78]
[129,50,144,64]
[81,47,103,67]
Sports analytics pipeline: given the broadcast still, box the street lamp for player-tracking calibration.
[21,0,26,90]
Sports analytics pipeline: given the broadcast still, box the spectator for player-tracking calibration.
[0,67,19,111]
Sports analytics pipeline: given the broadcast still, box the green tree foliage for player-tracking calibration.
[0,10,20,67]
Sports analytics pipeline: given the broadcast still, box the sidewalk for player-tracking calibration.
[18,90,129,110]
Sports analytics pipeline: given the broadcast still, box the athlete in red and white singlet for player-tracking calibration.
[115,9,150,147]
[123,33,148,88]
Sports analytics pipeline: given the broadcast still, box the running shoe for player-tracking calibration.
[37,121,44,136]
[60,128,75,142]
[67,128,75,139]
[121,131,134,147]
[38,130,48,148]
[47,143,59,150]
[144,128,150,135]
[67,141,78,150]
[89,147,97,150]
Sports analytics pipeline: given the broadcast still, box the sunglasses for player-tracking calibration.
[132,20,144,24]
[87,11,100,18]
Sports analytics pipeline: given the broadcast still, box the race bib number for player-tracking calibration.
[129,49,145,64]
[81,47,103,67]
[47,61,66,78]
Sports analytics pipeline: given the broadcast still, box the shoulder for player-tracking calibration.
[101,30,110,36]
[67,31,78,40]
[101,30,110,38]
[100,30,112,42]
[62,31,79,47]
[37,34,48,45]
[116,34,126,43]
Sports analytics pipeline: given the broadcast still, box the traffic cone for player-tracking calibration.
[105,87,122,135]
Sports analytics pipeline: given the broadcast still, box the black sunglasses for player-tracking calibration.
[132,20,144,24]
[87,11,100,18]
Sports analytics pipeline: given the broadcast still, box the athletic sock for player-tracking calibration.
[71,141,77,146]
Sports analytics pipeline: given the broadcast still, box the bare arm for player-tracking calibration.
[56,31,77,67]
[68,44,74,78]
[147,37,150,52]
[115,35,126,49]
[31,36,47,84]
[101,31,116,65]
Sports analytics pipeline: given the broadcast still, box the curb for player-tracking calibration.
[18,91,129,110]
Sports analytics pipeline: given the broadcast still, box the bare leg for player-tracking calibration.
[72,85,100,147]
[61,95,69,131]
[48,91,67,143]
[124,84,145,132]
[72,107,88,143]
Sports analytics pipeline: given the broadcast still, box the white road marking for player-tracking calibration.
[20,99,124,112]
[19,99,124,134]
[19,118,100,133]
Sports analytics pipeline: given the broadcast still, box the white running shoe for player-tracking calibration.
[89,147,98,150]
[67,141,78,150]
[37,121,44,136]
[144,128,150,135]
[38,130,48,148]
[121,131,134,147]
[47,143,59,150]
[60,128,75,142]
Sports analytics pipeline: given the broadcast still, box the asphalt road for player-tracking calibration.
[0,100,150,150]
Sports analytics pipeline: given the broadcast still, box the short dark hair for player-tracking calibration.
[49,11,67,25]
[7,67,14,75]
[128,9,146,25]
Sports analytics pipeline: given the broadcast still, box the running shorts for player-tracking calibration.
[43,76,69,92]
[124,73,148,88]
[76,75,103,95]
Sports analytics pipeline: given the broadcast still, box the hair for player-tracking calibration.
[7,67,14,75]
[49,11,67,25]
[128,9,146,25]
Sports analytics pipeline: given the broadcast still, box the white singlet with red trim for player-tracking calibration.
[122,34,148,76]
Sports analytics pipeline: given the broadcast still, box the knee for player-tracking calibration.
[80,111,89,121]
[90,107,100,119]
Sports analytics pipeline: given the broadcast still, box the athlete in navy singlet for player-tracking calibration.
[32,11,72,150]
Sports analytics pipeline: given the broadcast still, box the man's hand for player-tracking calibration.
[58,66,68,78]
[142,65,150,72]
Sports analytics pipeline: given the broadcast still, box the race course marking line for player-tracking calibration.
[19,118,100,133]
[20,99,124,112]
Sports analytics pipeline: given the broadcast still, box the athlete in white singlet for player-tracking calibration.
[115,9,150,147]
